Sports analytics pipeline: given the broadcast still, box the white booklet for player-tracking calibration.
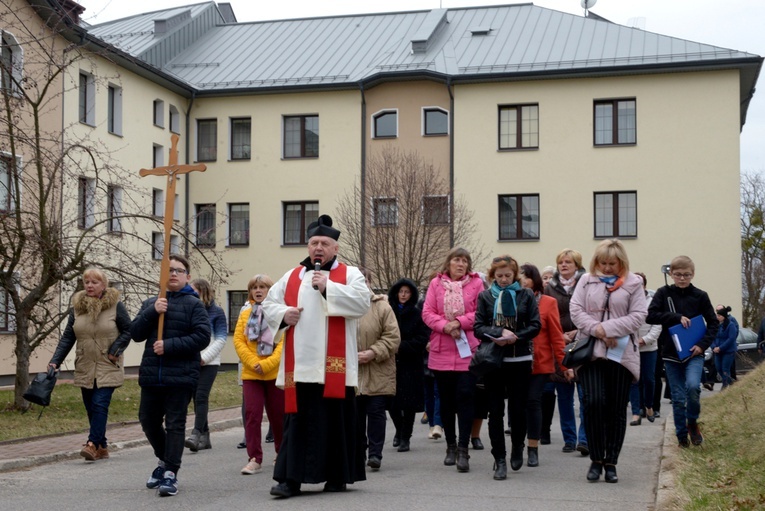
[456,330,472,359]
[606,335,631,363]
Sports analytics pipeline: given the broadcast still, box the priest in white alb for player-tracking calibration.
[264,214,371,498]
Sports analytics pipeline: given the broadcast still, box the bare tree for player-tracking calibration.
[740,171,765,328]
[0,3,229,408]
[335,146,484,291]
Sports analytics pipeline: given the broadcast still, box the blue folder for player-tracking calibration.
[668,315,707,361]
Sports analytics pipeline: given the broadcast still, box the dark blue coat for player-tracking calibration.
[712,316,738,354]
[131,285,210,388]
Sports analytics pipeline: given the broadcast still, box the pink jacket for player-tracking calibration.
[569,272,647,381]
[423,272,484,372]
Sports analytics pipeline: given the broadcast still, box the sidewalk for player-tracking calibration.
[0,406,243,472]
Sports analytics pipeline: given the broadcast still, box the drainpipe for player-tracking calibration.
[447,77,454,247]
[183,91,196,256]
[359,82,367,267]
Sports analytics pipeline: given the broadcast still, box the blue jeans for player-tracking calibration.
[714,352,735,388]
[629,350,658,415]
[555,381,587,446]
[81,384,115,448]
[423,375,443,427]
[664,356,703,440]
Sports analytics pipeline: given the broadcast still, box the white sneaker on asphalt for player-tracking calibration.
[429,425,443,439]
[241,458,262,474]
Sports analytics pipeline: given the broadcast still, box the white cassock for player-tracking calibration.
[263,260,371,388]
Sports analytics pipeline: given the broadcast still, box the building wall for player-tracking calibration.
[454,70,742,311]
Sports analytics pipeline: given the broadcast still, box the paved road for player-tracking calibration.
[0,408,666,511]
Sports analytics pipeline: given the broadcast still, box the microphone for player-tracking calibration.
[313,259,322,290]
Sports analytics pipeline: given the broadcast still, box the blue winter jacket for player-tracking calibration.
[712,316,739,354]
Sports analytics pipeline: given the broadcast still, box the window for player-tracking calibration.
[498,194,540,240]
[106,185,122,233]
[77,177,95,229]
[231,118,251,160]
[153,144,164,168]
[152,233,180,260]
[173,193,180,221]
[423,108,448,136]
[372,197,398,226]
[169,105,180,133]
[499,104,538,150]
[107,85,122,135]
[594,99,636,146]
[594,191,637,238]
[1,30,22,95]
[283,201,318,245]
[78,72,95,125]
[0,275,18,333]
[1,154,19,213]
[197,119,217,161]
[422,195,449,225]
[283,115,319,158]
[372,110,397,138]
[228,290,249,333]
[195,203,216,248]
[152,189,164,217]
[153,99,165,127]
[228,203,249,246]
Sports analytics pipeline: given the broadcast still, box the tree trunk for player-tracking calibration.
[13,317,32,411]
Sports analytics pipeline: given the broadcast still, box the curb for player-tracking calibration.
[0,417,242,473]
[655,407,678,510]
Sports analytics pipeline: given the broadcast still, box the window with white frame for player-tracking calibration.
[1,30,22,95]
[231,118,251,160]
[594,99,636,146]
[594,191,637,238]
[107,185,122,233]
[195,203,216,248]
[228,290,249,332]
[153,144,164,168]
[0,153,19,214]
[423,108,448,136]
[107,84,122,135]
[372,197,398,226]
[422,195,449,225]
[283,201,318,245]
[372,110,397,138]
[228,203,249,246]
[169,105,180,134]
[152,188,164,217]
[197,119,217,161]
[499,104,539,150]
[77,177,95,229]
[153,99,165,128]
[498,194,540,240]
[78,72,95,126]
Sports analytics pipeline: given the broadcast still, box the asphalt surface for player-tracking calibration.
[0,401,676,511]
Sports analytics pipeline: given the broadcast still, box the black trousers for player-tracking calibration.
[485,360,531,459]
[526,373,549,441]
[433,370,476,448]
[578,360,632,465]
[138,386,193,474]
[192,364,218,432]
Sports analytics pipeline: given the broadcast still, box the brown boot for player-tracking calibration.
[80,442,97,461]
[456,446,470,472]
[95,446,109,460]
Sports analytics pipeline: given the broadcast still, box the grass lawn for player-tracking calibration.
[0,369,242,443]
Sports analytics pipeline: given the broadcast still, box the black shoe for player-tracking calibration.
[604,464,618,483]
[493,458,507,480]
[420,413,429,424]
[397,440,410,452]
[646,410,656,423]
[640,409,646,418]
[576,443,589,456]
[540,435,551,445]
[587,461,603,482]
[678,435,690,448]
[527,447,539,467]
[470,437,484,450]
[504,428,512,436]
[270,481,301,498]
[323,482,347,493]
[688,423,704,445]
[510,444,523,471]
[455,446,470,473]
[703,382,714,391]
[562,443,576,453]
[367,456,381,470]
[444,444,457,466]
[265,433,274,444]
[630,416,642,426]
[392,435,401,448]
[236,441,246,449]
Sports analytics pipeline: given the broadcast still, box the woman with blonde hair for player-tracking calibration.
[184,278,228,452]
[234,274,285,474]
[49,268,131,461]
[570,239,647,483]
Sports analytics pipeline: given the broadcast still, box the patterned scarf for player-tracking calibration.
[598,274,624,292]
[490,281,521,326]
[440,273,470,321]
[246,303,274,353]
[559,274,577,293]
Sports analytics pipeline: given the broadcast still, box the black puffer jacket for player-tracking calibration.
[131,284,210,388]
[474,286,541,359]
[388,279,430,411]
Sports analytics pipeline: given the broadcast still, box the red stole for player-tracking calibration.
[283,263,348,413]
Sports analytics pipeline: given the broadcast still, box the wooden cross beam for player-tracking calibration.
[140,133,206,341]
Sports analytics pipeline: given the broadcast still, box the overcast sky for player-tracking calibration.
[77,0,765,173]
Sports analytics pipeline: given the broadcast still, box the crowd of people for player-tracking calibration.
[50,215,739,497]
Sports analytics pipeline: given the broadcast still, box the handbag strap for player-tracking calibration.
[600,291,611,322]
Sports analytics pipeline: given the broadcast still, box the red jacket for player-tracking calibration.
[532,295,567,374]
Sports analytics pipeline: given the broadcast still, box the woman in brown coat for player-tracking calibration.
[49,268,131,461]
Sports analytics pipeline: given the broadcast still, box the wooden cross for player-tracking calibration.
[140,133,206,341]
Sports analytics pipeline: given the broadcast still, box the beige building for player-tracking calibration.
[0,1,761,379]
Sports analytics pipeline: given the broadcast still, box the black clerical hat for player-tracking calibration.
[307,214,340,241]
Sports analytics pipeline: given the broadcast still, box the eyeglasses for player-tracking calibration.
[671,272,693,279]
[168,268,188,275]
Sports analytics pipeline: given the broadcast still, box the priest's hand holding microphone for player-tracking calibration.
[312,259,328,293]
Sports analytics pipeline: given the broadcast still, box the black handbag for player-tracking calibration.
[23,367,57,409]
[562,292,610,368]
[469,340,503,377]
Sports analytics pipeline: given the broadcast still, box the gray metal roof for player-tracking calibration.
[87,3,761,94]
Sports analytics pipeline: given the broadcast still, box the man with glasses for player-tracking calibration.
[647,256,718,448]
[131,254,211,496]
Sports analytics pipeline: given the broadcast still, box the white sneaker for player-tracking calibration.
[430,425,443,439]
[241,458,262,475]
